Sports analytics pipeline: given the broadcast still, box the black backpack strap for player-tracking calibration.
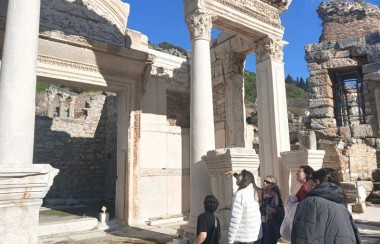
[209,216,218,244]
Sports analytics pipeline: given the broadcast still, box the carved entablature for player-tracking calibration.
[40,0,130,47]
[256,36,284,63]
[37,55,138,86]
[259,0,292,13]
[150,65,190,86]
[211,0,282,29]
[205,0,287,29]
[185,10,213,41]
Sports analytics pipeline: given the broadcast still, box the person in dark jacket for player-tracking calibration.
[291,168,358,244]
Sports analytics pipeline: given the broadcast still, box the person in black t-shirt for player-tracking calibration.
[194,195,221,244]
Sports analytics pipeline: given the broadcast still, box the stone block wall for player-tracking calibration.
[167,90,190,128]
[347,144,377,180]
[319,140,376,182]
[304,1,380,182]
[317,1,380,42]
[34,90,117,205]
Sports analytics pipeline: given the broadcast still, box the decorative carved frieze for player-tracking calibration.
[37,55,138,85]
[211,0,282,29]
[256,36,284,62]
[260,0,291,12]
[39,29,95,48]
[40,0,127,46]
[186,10,212,41]
[150,65,190,86]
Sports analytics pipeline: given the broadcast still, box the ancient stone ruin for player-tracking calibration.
[34,86,118,207]
[304,0,380,203]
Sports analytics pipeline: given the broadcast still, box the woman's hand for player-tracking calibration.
[225,171,234,177]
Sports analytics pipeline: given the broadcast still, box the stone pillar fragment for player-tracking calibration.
[223,53,247,148]
[255,37,290,190]
[186,10,215,220]
[203,148,260,243]
[281,150,325,196]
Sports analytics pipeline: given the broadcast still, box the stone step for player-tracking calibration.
[38,217,98,237]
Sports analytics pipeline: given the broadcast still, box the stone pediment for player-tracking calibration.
[40,0,130,47]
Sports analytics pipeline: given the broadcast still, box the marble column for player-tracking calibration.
[186,10,215,220]
[0,1,58,243]
[0,0,41,163]
[255,36,290,191]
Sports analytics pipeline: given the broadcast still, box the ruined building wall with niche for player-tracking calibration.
[0,0,192,224]
[305,0,380,182]
[34,87,118,205]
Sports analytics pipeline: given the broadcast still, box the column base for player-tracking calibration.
[0,164,59,244]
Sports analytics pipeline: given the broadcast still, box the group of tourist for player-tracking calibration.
[194,166,361,244]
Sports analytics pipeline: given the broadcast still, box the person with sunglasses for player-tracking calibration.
[227,169,262,244]
[260,176,284,244]
[291,168,358,244]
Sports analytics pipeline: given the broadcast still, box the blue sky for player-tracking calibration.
[125,0,379,80]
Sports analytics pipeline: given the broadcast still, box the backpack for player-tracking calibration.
[208,216,220,244]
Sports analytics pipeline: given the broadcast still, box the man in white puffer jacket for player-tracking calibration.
[227,169,263,244]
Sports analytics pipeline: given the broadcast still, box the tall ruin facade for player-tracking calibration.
[305,0,380,183]
[0,0,297,243]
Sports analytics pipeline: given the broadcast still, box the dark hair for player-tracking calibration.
[203,195,219,213]
[237,169,261,202]
[312,168,340,185]
[300,165,314,177]
[325,168,341,185]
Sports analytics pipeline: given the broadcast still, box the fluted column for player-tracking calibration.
[0,0,41,165]
[186,10,215,219]
[255,36,290,190]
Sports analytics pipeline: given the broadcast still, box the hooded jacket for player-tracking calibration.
[291,182,358,244]
[227,184,262,243]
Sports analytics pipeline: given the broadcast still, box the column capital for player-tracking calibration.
[256,36,286,63]
[186,10,213,41]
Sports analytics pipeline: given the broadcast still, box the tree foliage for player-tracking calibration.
[244,70,257,104]
[244,72,308,116]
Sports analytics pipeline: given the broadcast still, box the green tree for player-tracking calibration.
[298,77,307,89]
[244,70,257,104]
[285,74,295,84]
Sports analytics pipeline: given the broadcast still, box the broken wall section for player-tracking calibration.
[305,0,380,183]
[34,86,118,206]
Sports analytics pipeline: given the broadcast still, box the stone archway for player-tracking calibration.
[183,0,292,221]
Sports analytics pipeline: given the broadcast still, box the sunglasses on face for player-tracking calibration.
[263,180,273,184]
